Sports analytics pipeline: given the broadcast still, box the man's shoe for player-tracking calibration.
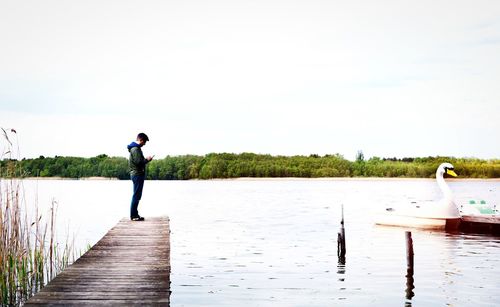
[131,216,145,221]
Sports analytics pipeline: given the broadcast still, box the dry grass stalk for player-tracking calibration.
[1,128,76,306]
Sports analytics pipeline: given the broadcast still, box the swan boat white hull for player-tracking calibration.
[375,213,461,230]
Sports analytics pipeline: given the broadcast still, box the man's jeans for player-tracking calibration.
[130,175,145,218]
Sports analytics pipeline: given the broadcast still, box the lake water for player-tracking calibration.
[19,178,500,306]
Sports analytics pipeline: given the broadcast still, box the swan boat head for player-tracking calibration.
[436,162,458,179]
[432,162,461,218]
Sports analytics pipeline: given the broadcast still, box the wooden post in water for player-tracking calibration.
[337,204,346,264]
[405,231,414,270]
[405,231,415,300]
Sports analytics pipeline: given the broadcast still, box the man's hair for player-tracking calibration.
[137,133,149,142]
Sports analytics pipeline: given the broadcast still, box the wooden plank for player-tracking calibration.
[461,215,500,224]
[25,216,170,306]
[460,215,500,235]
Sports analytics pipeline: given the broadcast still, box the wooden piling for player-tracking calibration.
[405,231,414,270]
[25,216,171,306]
[337,204,346,264]
[405,231,415,300]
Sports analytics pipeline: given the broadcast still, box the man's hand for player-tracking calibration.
[146,156,154,161]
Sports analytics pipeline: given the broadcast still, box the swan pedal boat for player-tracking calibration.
[375,163,461,230]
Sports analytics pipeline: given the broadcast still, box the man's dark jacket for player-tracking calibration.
[127,142,150,176]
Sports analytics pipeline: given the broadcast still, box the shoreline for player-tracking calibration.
[214,177,500,182]
[20,176,119,181]
[11,176,500,182]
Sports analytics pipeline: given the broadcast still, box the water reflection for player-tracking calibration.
[405,267,415,306]
[337,261,346,278]
[337,260,347,301]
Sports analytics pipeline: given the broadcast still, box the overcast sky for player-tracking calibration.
[1,0,499,160]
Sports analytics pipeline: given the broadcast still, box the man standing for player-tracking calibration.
[127,132,153,221]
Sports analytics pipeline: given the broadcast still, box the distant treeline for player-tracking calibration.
[1,153,499,179]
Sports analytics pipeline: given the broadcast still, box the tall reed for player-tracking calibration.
[0,128,75,306]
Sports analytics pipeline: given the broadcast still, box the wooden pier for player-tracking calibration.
[26,216,171,306]
[460,215,500,235]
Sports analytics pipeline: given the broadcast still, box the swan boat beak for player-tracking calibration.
[446,169,458,177]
